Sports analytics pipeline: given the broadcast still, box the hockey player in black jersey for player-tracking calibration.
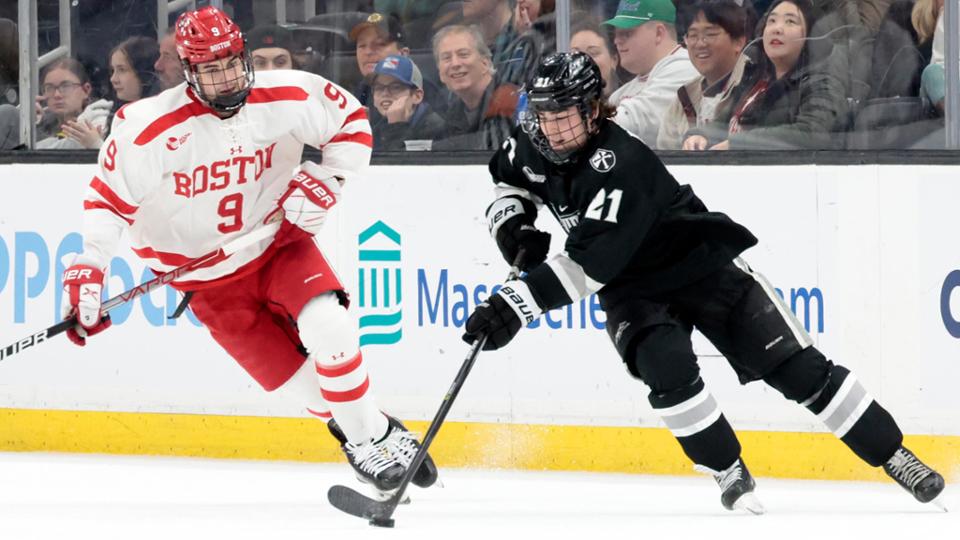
[463,52,946,513]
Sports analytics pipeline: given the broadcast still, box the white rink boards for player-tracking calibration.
[0,162,958,481]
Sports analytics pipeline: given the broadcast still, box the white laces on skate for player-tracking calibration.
[887,449,932,488]
[345,440,398,477]
[384,428,421,467]
[695,461,742,492]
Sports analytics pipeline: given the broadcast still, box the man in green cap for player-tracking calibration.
[604,0,697,147]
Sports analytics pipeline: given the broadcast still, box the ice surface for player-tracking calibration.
[0,452,953,540]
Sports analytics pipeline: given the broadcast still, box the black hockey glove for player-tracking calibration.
[463,281,542,351]
[496,223,551,273]
[487,196,550,272]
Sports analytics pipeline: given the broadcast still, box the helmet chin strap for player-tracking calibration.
[185,55,255,114]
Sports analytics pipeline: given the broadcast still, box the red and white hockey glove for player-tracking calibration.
[267,170,341,245]
[61,258,112,347]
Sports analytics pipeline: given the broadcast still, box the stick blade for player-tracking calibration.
[327,484,395,521]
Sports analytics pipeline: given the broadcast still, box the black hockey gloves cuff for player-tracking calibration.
[463,280,542,351]
[486,196,550,272]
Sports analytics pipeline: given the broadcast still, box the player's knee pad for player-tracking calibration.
[762,347,832,404]
[297,292,359,366]
[626,324,700,395]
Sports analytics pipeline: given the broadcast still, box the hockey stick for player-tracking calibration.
[327,250,526,528]
[0,221,281,362]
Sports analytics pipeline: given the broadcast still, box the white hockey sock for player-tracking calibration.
[298,293,388,444]
[271,357,331,419]
[316,350,388,443]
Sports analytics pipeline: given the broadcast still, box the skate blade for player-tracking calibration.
[733,493,766,515]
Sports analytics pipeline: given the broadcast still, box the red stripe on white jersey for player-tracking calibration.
[324,131,373,148]
[89,176,138,215]
[307,408,333,419]
[83,200,134,225]
[316,352,363,378]
[164,243,277,291]
[321,376,370,403]
[134,100,213,146]
[132,245,211,267]
[116,103,129,120]
[247,86,309,104]
[340,108,368,129]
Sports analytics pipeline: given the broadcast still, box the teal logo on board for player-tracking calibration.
[357,221,402,346]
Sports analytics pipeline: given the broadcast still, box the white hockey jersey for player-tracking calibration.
[81,69,372,289]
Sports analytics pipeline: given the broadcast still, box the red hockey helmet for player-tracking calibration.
[175,6,253,113]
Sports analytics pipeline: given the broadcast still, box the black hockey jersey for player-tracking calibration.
[488,121,757,311]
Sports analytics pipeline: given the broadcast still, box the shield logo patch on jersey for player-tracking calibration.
[589,148,616,172]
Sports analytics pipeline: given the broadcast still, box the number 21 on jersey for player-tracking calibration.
[585,188,623,223]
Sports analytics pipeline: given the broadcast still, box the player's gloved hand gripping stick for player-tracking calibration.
[1,220,282,361]
[327,249,528,528]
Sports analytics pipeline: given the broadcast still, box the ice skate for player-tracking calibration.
[696,458,765,515]
[381,415,440,489]
[327,419,405,493]
[883,446,946,510]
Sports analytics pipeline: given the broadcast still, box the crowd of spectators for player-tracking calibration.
[0,0,951,152]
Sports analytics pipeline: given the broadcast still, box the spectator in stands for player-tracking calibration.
[0,103,18,149]
[106,36,159,135]
[247,25,297,71]
[0,17,17,106]
[913,0,945,115]
[684,0,847,150]
[462,0,523,80]
[514,0,555,34]
[154,27,185,91]
[868,0,931,100]
[659,0,756,150]
[369,55,447,150]
[35,58,111,150]
[432,24,516,150]
[570,21,620,98]
[498,0,557,86]
[604,0,698,146]
[351,13,409,102]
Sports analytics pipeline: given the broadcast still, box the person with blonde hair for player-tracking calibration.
[913,0,946,114]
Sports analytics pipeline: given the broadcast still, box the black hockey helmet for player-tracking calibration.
[520,51,604,165]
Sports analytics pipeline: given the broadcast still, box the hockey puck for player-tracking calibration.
[369,517,395,528]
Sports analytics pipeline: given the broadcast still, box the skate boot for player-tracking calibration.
[883,446,946,506]
[327,419,405,493]
[381,415,440,489]
[696,458,765,515]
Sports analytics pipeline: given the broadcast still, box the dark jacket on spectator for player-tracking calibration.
[868,0,932,99]
[373,102,448,151]
[433,79,518,151]
[691,44,848,150]
[496,12,556,87]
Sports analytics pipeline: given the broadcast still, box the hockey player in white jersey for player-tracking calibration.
[60,6,436,495]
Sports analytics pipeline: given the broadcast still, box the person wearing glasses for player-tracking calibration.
[603,0,697,147]
[658,0,757,150]
[369,55,446,151]
[683,0,847,150]
[35,58,113,150]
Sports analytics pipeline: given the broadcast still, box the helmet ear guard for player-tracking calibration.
[175,6,254,113]
[521,52,604,165]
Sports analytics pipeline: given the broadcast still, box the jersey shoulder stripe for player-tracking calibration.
[246,86,309,104]
[131,86,311,146]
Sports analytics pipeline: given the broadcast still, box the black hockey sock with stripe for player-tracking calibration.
[648,377,741,471]
[802,364,903,466]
